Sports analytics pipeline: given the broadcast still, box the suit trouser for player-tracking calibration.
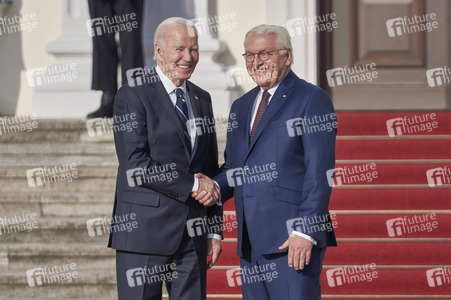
[116,230,207,300]
[239,221,326,300]
[87,0,144,91]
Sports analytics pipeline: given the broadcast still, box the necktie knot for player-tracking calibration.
[261,90,271,105]
[176,88,185,102]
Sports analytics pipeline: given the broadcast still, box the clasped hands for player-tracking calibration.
[191,173,220,206]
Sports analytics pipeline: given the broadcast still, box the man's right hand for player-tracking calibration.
[191,173,219,206]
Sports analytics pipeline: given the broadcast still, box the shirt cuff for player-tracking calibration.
[207,233,222,241]
[213,181,222,206]
[292,231,317,245]
[192,177,199,192]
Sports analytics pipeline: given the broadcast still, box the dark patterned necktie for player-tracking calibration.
[249,90,271,144]
[175,88,192,155]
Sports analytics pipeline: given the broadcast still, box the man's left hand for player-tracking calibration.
[279,234,313,270]
[207,238,222,269]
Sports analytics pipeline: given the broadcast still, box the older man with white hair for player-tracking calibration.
[109,17,222,300]
[196,24,337,299]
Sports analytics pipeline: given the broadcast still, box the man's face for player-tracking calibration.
[155,26,199,86]
[244,33,292,90]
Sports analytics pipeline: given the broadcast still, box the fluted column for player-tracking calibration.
[32,0,101,118]
[189,0,240,116]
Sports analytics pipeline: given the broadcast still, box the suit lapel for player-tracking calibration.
[247,71,296,157]
[186,82,201,161]
[147,74,191,161]
[243,88,260,148]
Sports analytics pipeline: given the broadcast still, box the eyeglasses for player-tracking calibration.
[242,49,285,62]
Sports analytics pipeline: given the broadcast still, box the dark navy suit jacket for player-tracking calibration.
[215,70,337,257]
[108,69,222,257]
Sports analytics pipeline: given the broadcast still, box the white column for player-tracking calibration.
[32,0,100,118]
[188,0,240,117]
[265,0,318,85]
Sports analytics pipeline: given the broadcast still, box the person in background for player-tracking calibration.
[87,0,144,118]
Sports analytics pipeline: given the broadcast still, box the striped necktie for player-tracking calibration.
[250,90,271,144]
[175,88,192,155]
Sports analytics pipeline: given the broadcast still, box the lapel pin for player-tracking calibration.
[282,95,287,98]
[194,96,199,100]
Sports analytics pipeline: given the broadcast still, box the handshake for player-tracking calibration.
[190,173,220,207]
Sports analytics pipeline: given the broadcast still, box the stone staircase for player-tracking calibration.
[0,120,119,299]
[0,119,228,299]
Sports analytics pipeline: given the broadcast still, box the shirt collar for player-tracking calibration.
[155,65,188,96]
[259,71,290,97]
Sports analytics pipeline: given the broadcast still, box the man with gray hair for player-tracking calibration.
[195,24,337,299]
[109,17,222,300]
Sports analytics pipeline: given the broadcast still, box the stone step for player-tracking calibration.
[0,243,114,271]
[0,119,228,146]
[0,269,116,299]
[0,166,117,177]
[0,191,114,217]
[0,143,117,167]
[0,148,118,167]
[0,119,113,143]
[0,178,115,192]
[0,216,113,244]
[0,155,118,167]
[0,143,116,154]
[0,165,116,192]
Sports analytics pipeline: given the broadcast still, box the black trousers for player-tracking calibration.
[88,0,144,91]
[116,230,207,300]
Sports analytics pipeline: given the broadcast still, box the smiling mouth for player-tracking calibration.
[177,64,191,70]
[250,67,270,74]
